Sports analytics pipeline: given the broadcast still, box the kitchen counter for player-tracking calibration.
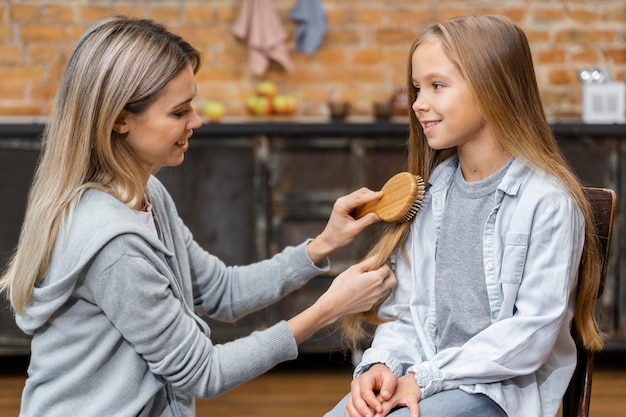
[0,116,625,140]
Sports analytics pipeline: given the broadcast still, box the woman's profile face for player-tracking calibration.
[118,65,202,181]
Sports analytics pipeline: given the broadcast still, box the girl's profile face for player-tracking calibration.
[411,39,491,154]
[116,65,203,181]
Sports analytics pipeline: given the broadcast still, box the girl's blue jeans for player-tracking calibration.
[324,388,508,417]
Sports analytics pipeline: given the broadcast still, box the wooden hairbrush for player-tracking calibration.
[352,172,425,223]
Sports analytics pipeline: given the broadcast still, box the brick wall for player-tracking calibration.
[0,0,624,119]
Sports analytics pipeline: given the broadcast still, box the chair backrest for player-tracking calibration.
[562,187,616,417]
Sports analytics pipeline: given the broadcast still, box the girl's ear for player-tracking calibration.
[113,110,131,134]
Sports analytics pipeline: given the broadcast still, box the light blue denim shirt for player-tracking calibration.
[354,156,585,417]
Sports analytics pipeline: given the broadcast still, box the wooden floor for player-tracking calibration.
[1,352,625,416]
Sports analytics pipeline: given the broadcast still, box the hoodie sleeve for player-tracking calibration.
[182,222,329,320]
[89,235,299,398]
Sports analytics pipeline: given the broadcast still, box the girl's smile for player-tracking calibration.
[411,38,489,152]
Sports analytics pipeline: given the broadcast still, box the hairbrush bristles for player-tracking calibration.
[353,172,425,223]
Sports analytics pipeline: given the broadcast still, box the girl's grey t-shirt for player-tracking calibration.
[434,159,513,351]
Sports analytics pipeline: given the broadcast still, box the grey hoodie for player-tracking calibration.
[17,176,328,417]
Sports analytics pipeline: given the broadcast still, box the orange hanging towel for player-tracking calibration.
[232,0,293,76]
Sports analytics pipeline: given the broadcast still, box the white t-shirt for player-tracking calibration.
[134,203,158,239]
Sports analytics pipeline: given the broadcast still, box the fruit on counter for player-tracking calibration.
[246,95,272,116]
[203,101,225,122]
[246,82,297,116]
[272,95,296,115]
[256,81,277,98]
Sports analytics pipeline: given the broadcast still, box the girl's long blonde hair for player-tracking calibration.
[0,16,202,314]
[342,15,603,352]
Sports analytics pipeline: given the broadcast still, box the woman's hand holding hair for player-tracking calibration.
[306,188,382,264]
[319,256,396,317]
[287,256,396,345]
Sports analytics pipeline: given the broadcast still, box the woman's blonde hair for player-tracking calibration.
[342,15,603,351]
[0,16,202,314]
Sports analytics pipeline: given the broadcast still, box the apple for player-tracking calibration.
[256,81,277,98]
[203,101,225,122]
[272,95,296,115]
[246,96,272,116]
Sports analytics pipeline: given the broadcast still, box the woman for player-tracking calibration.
[327,15,603,417]
[0,16,396,417]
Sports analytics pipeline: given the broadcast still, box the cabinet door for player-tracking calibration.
[0,146,40,354]
[267,136,406,352]
[156,139,270,344]
[557,136,621,344]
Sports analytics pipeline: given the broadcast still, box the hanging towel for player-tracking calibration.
[290,0,327,54]
[232,0,292,76]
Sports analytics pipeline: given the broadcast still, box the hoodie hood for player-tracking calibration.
[16,182,169,335]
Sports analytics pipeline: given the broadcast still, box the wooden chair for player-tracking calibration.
[562,187,616,417]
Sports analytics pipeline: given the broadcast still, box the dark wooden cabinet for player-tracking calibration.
[0,120,624,353]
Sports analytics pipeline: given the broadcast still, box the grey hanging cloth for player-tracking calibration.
[290,0,327,54]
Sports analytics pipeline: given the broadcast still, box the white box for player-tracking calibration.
[582,82,625,124]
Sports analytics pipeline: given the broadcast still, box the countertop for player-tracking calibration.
[0,116,624,139]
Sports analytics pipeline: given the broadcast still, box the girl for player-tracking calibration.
[326,14,602,417]
[0,16,396,417]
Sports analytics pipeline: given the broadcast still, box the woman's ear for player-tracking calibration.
[113,110,131,134]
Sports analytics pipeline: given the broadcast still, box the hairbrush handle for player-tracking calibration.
[353,172,425,223]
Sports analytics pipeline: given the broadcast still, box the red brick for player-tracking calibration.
[150,6,181,24]
[317,47,348,66]
[0,83,25,100]
[532,6,566,24]
[9,4,39,22]
[354,8,384,25]
[601,5,626,22]
[502,7,529,23]
[605,48,626,64]
[42,4,75,23]
[31,83,58,101]
[0,24,12,42]
[183,5,214,24]
[325,28,360,45]
[535,48,567,64]
[282,67,321,84]
[386,8,430,26]
[436,6,466,21]
[0,45,23,64]
[112,5,146,19]
[0,65,44,82]
[525,28,552,43]
[215,41,247,67]
[195,66,246,83]
[215,5,239,23]
[466,4,506,17]
[547,68,579,85]
[570,48,603,65]
[19,24,84,43]
[79,5,112,22]
[353,49,383,65]
[325,7,350,25]
[374,28,416,45]
[0,103,44,115]
[554,29,617,44]
[27,43,67,64]
[568,7,601,24]
[174,26,226,48]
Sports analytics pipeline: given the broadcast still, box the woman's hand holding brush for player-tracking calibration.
[306,188,383,264]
